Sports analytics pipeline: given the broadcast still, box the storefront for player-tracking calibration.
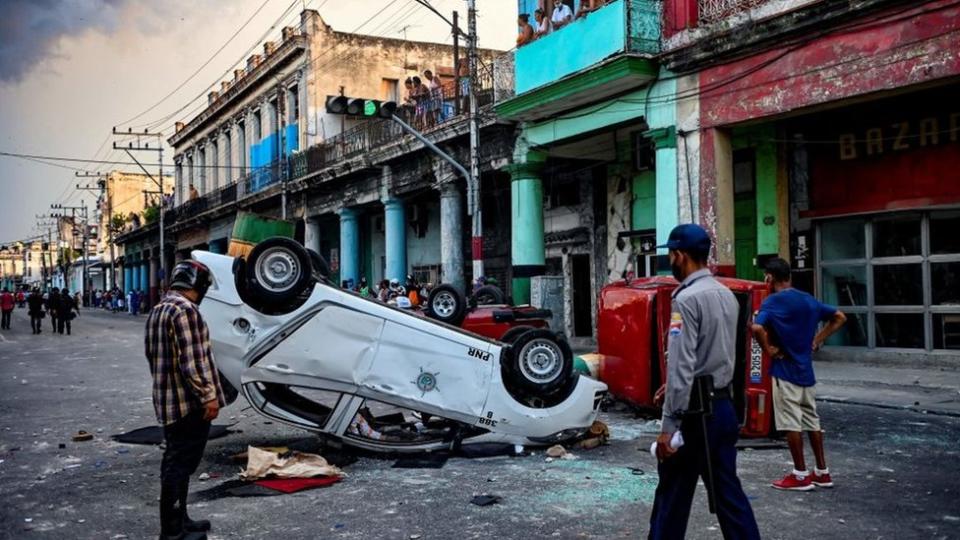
[789,85,960,353]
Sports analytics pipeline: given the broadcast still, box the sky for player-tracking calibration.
[0,0,517,245]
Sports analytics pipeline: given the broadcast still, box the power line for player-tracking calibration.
[116,0,277,128]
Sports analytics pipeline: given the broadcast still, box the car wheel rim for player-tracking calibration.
[518,339,563,385]
[432,291,457,318]
[255,247,301,293]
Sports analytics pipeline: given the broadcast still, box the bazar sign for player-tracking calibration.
[838,112,960,160]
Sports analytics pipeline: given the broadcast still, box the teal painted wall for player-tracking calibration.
[632,171,656,230]
[515,1,626,95]
[526,70,677,146]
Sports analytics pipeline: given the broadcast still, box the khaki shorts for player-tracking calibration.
[772,377,821,432]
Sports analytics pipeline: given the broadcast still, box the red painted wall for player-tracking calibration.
[698,1,960,128]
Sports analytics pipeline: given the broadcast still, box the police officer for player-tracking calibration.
[648,224,760,540]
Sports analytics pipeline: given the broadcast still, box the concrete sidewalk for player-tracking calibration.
[814,361,960,417]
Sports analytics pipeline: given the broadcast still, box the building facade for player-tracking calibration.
[658,0,960,360]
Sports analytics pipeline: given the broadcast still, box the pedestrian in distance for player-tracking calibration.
[145,260,224,540]
[57,289,79,335]
[16,289,26,308]
[27,287,45,334]
[0,288,14,330]
[751,257,847,491]
[648,224,761,540]
[47,287,61,332]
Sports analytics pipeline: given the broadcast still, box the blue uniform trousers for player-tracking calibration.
[648,398,761,540]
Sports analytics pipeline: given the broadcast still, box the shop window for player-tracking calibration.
[873,215,921,257]
[873,264,923,306]
[875,313,924,349]
[820,219,865,260]
[933,313,960,350]
[821,265,866,307]
[930,211,960,255]
[825,313,868,347]
[932,262,960,305]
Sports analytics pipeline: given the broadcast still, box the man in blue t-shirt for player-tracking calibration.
[751,257,846,492]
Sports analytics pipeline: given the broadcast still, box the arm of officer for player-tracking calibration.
[661,298,700,435]
[173,306,220,406]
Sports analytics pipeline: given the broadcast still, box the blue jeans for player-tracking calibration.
[648,398,760,540]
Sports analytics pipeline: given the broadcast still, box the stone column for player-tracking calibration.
[383,198,407,283]
[148,254,159,308]
[123,264,132,295]
[304,217,321,255]
[699,127,736,275]
[645,127,679,271]
[130,259,140,296]
[439,182,464,291]
[339,208,360,287]
[140,257,149,293]
[506,153,547,305]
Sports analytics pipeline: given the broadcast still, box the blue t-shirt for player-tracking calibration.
[754,288,837,387]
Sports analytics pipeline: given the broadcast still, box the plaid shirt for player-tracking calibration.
[144,291,225,425]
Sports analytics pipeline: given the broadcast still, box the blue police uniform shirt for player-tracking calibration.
[754,288,837,387]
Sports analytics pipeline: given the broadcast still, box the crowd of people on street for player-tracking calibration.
[342,274,433,309]
[0,283,158,336]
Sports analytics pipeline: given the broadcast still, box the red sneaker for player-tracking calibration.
[772,472,814,491]
[811,471,834,488]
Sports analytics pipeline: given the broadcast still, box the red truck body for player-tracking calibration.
[596,276,775,438]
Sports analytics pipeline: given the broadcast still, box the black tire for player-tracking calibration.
[245,237,313,310]
[307,248,331,279]
[425,284,467,326]
[472,284,505,305]
[498,325,536,344]
[504,329,574,397]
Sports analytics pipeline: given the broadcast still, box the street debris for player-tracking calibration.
[575,420,610,450]
[240,446,343,480]
[470,494,502,507]
[111,424,233,445]
[198,472,210,481]
[71,430,93,442]
[545,445,578,461]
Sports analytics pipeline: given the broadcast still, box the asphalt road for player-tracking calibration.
[1,307,959,539]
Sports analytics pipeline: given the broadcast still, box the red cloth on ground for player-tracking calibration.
[253,476,342,494]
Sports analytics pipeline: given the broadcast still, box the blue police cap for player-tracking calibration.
[657,224,712,253]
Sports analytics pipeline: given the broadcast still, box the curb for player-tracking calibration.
[816,396,960,418]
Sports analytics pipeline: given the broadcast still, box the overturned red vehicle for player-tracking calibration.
[419,284,551,342]
[593,276,775,438]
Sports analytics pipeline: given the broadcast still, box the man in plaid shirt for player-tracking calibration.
[145,260,224,540]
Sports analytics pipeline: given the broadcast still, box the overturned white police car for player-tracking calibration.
[194,237,606,454]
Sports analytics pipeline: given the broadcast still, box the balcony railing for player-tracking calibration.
[511,0,660,96]
[697,0,773,24]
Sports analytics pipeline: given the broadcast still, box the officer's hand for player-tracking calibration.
[653,384,666,407]
[202,399,220,421]
[656,432,677,461]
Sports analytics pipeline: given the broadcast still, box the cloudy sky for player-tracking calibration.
[0,0,516,244]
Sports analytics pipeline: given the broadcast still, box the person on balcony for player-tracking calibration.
[517,14,535,46]
[456,58,470,113]
[551,0,573,30]
[189,183,200,200]
[533,9,550,38]
[423,70,443,125]
[575,0,604,19]
[411,76,429,129]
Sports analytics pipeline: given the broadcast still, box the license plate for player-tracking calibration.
[749,339,763,384]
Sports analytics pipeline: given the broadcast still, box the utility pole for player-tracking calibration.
[76,174,107,288]
[50,203,88,298]
[277,82,287,220]
[453,11,460,116]
[467,0,483,281]
[112,127,166,293]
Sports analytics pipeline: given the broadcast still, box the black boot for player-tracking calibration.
[179,481,211,533]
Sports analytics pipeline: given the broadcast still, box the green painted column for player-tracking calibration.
[506,156,546,304]
[645,127,678,271]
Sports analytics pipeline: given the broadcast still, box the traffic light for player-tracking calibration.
[325,95,397,119]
